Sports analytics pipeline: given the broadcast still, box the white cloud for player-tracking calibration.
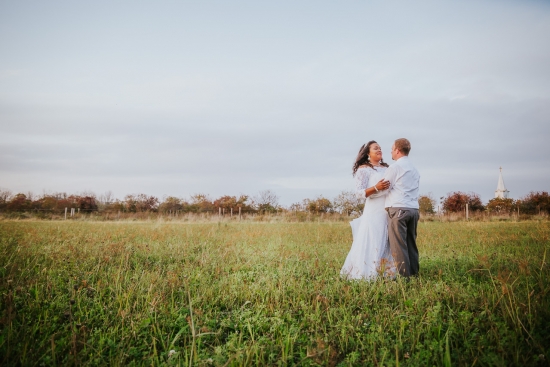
[0,0,549,205]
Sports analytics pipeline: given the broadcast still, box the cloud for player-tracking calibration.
[0,0,549,204]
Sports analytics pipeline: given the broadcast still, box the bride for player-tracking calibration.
[340,140,395,280]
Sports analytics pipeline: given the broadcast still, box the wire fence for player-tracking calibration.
[1,208,548,223]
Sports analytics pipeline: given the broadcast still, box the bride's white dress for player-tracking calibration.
[340,166,394,280]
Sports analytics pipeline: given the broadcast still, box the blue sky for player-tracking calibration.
[1,0,549,205]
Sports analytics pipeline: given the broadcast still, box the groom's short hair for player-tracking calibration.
[395,138,411,155]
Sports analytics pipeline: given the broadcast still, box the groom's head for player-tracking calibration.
[391,138,411,160]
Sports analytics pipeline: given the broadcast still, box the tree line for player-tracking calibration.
[421,191,550,215]
[0,189,365,216]
[0,189,548,216]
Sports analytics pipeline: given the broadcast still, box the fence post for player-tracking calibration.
[239,207,241,220]
[231,208,233,217]
[466,203,469,220]
[65,207,67,220]
[219,207,221,217]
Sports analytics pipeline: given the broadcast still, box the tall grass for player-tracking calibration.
[0,221,548,366]
[2,210,547,223]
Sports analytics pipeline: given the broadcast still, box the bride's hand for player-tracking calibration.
[376,179,390,191]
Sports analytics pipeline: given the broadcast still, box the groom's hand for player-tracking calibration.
[376,179,390,191]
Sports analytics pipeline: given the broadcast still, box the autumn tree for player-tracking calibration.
[486,197,516,214]
[332,190,364,215]
[518,191,550,215]
[418,194,435,215]
[213,195,253,213]
[189,193,214,213]
[110,200,125,213]
[7,194,32,212]
[303,196,333,214]
[55,193,76,211]
[442,192,484,213]
[288,202,305,212]
[0,189,12,211]
[124,194,159,212]
[76,196,98,211]
[136,194,158,212]
[213,195,238,211]
[158,196,185,213]
[35,196,60,211]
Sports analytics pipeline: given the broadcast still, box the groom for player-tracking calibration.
[383,138,420,277]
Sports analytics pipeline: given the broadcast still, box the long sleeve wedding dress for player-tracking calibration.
[340,166,394,279]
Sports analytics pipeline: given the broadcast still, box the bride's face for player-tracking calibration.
[369,143,383,161]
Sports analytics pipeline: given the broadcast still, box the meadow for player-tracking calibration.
[0,219,549,366]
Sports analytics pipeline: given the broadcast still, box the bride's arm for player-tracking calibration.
[367,179,390,198]
[355,168,390,199]
[355,169,370,199]
[370,166,396,198]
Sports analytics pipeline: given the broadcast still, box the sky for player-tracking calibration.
[1,0,549,206]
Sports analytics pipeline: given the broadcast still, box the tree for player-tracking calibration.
[35,196,59,211]
[212,195,253,213]
[213,195,238,212]
[124,194,159,212]
[304,196,333,214]
[124,195,138,212]
[442,192,484,213]
[288,202,305,212]
[76,196,98,212]
[0,189,13,211]
[110,200,125,213]
[418,194,435,215]
[518,191,550,215]
[332,190,364,215]
[254,190,279,213]
[486,197,516,214]
[235,195,254,212]
[7,194,32,212]
[97,191,114,210]
[189,193,214,213]
[135,194,159,212]
[159,196,184,213]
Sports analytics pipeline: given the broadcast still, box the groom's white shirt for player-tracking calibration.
[382,156,420,209]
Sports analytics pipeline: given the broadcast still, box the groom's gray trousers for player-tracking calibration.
[387,207,420,277]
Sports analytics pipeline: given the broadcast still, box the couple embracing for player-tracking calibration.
[341,138,420,280]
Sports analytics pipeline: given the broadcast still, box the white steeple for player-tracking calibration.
[495,167,509,199]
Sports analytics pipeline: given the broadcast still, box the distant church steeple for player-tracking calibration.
[495,167,509,199]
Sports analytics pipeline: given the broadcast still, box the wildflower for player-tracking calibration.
[168,350,176,358]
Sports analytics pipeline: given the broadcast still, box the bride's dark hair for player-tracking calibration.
[352,140,389,175]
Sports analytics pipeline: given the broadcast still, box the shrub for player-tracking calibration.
[486,198,516,214]
[418,194,435,214]
[518,191,550,215]
[442,192,484,213]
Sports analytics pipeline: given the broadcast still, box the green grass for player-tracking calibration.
[0,220,549,366]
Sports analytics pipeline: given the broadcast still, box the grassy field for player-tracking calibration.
[0,220,549,366]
